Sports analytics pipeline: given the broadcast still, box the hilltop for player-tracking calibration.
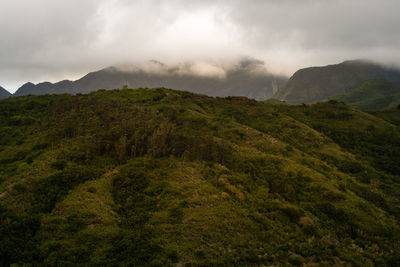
[1,88,400,265]
[274,60,400,104]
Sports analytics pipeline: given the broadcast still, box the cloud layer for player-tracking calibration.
[1,0,400,92]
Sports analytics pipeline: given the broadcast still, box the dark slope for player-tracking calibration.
[370,108,400,126]
[331,79,400,111]
[1,89,400,265]
[13,61,288,100]
[0,86,11,99]
[274,60,400,104]
[14,80,74,96]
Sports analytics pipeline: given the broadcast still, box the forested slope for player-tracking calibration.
[331,79,400,111]
[1,88,400,266]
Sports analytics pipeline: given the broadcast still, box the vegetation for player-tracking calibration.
[371,108,400,127]
[274,60,400,104]
[1,88,400,266]
[331,79,400,111]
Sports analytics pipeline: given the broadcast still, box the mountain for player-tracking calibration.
[0,86,11,99]
[331,79,400,111]
[13,59,288,100]
[274,60,400,104]
[14,80,74,96]
[1,88,400,265]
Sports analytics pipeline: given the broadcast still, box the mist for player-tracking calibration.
[1,0,400,93]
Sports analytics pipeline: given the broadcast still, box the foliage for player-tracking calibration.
[0,88,400,265]
[331,79,400,111]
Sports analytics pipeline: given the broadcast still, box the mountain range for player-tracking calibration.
[274,60,400,104]
[13,59,288,100]
[4,59,400,110]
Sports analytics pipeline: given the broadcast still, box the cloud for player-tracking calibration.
[0,0,399,92]
[113,60,227,79]
[224,0,400,68]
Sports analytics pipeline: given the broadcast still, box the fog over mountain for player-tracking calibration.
[1,0,400,92]
[13,58,287,100]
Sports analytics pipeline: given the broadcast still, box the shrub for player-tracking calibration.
[167,250,179,263]
[168,206,184,223]
[51,160,67,170]
[87,187,96,193]
[32,165,102,213]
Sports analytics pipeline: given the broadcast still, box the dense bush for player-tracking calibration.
[0,205,40,265]
[0,88,399,265]
[32,164,103,213]
[109,161,166,265]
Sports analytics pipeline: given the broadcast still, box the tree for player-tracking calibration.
[116,135,127,163]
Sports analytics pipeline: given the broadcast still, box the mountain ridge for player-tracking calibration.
[0,85,11,99]
[13,59,288,100]
[274,60,400,104]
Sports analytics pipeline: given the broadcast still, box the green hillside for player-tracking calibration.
[1,88,400,266]
[274,60,400,104]
[331,79,400,111]
[371,108,400,127]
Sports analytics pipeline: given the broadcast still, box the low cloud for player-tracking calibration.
[112,58,271,80]
[1,0,400,92]
[176,62,226,79]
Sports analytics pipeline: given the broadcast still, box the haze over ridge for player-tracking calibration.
[13,57,287,100]
[1,0,400,92]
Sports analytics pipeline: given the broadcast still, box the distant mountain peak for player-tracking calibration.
[22,82,35,87]
[0,85,12,99]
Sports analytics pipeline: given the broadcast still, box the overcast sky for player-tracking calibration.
[1,0,400,93]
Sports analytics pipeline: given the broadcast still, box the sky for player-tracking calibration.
[1,0,400,93]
